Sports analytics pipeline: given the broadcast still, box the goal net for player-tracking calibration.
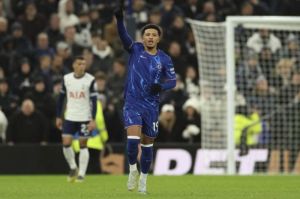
[188,17,300,175]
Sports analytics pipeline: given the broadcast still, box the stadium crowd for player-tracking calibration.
[0,0,299,148]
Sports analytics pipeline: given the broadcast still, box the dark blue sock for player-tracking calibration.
[127,138,140,165]
[140,145,153,174]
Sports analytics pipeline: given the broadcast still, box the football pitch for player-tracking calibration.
[0,175,299,199]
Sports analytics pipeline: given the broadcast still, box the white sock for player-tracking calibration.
[140,172,148,181]
[129,163,137,172]
[63,146,77,170]
[78,148,89,177]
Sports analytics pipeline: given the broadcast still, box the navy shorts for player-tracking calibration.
[63,120,90,137]
[123,102,159,138]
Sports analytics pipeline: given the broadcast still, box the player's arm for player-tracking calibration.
[115,0,134,51]
[56,79,66,129]
[150,57,176,94]
[88,80,97,131]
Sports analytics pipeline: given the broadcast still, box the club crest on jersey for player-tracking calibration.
[69,91,86,99]
[157,63,162,71]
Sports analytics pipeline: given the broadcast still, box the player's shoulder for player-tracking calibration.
[84,72,95,80]
[158,50,172,62]
[132,42,144,50]
[64,72,74,80]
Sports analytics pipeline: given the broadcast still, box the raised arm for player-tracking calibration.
[115,0,134,51]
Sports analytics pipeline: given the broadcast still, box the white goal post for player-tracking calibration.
[188,16,300,175]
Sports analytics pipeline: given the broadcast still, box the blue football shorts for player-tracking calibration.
[123,101,159,138]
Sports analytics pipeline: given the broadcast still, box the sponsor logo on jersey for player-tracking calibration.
[69,91,86,99]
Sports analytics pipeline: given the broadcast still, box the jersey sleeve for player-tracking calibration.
[161,56,176,91]
[116,17,134,52]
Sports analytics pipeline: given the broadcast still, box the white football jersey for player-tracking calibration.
[62,72,96,122]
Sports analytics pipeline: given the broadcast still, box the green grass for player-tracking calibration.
[0,175,299,199]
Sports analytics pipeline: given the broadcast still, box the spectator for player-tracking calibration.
[236,50,263,96]
[11,22,32,57]
[75,11,92,48]
[50,54,68,82]
[147,7,162,25]
[0,78,18,118]
[91,36,114,74]
[11,58,33,98]
[165,15,188,48]
[167,41,187,78]
[107,59,126,110]
[180,98,201,143]
[56,41,73,69]
[234,104,262,146]
[89,7,105,35]
[247,76,277,116]
[157,104,178,142]
[36,0,58,19]
[94,71,113,109]
[33,55,53,92]
[248,0,270,15]
[196,0,219,22]
[247,29,282,53]
[157,0,183,29]
[183,28,197,67]
[6,99,49,145]
[58,0,79,33]
[132,0,149,29]
[26,76,58,142]
[46,13,64,49]
[19,2,47,45]
[271,58,295,90]
[258,47,274,82]
[215,0,237,21]
[181,0,201,19]
[0,16,8,46]
[269,69,300,173]
[184,66,200,99]
[35,32,55,58]
[279,34,300,63]
[63,25,83,56]
[25,77,56,122]
[240,1,254,15]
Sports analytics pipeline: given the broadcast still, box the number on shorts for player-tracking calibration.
[81,124,88,134]
[153,121,158,132]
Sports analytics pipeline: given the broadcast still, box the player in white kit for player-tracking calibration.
[56,56,97,182]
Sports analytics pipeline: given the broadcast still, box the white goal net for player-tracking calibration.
[188,17,300,175]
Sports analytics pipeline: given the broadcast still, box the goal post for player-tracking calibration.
[188,16,300,175]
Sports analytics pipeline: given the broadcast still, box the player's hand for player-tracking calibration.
[114,0,125,19]
[56,118,63,130]
[87,120,96,132]
[150,83,162,95]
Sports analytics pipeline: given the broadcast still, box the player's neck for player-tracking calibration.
[73,72,85,79]
[145,46,157,55]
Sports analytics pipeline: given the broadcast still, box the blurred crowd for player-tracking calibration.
[0,0,299,146]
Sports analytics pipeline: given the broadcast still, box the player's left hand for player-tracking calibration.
[150,83,162,95]
[114,0,125,19]
[87,120,96,132]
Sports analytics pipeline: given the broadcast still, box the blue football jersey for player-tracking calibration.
[124,42,176,106]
